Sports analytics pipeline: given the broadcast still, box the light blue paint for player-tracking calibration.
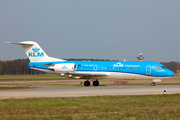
[28,61,174,77]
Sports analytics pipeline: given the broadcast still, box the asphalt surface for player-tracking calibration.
[0,85,180,99]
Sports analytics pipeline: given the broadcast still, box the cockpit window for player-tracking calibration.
[162,66,166,69]
[155,66,166,69]
[156,66,161,69]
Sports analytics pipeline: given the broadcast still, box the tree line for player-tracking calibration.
[0,58,180,75]
[0,59,44,75]
[160,61,180,73]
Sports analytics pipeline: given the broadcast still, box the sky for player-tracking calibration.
[0,0,180,62]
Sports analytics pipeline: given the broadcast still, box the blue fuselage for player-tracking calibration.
[29,61,174,79]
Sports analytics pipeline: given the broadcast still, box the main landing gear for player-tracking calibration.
[93,79,99,86]
[151,82,155,86]
[84,81,90,86]
[84,79,99,86]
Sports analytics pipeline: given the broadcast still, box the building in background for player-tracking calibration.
[176,69,180,74]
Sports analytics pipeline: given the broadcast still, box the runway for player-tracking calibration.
[0,85,180,99]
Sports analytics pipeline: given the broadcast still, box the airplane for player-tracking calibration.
[5,41,174,86]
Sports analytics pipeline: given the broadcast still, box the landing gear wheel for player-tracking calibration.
[151,82,155,86]
[84,81,90,86]
[93,80,99,86]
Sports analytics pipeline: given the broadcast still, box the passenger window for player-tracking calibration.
[78,67,79,69]
[107,67,109,69]
[127,67,128,69]
[124,67,126,69]
[121,67,123,69]
[130,67,131,69]
[110,67,112,69]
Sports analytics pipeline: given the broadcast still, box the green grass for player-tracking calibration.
[175,74,180,76]
[0,75,59,78]
[0,94,180,120]
[0,75,75,81]
[0,86,30,90]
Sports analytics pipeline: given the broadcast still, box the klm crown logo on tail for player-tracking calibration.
[32,47,40,52]
[28,47,44,57]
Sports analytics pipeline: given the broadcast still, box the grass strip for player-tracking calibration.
[175,74,180,76]
[0,94,180,120]
[0,75,60,78]
[0,75,75,81]
[0,86,30,90]
[0,78,75,81]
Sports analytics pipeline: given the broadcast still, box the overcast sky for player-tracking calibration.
[0,0,180,62]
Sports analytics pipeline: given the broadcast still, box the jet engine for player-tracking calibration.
[49,63,76,72]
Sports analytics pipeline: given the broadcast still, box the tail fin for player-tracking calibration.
[5,41,65,62]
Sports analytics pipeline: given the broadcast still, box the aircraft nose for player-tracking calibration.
[167,70,174,77]
[158,69,174,77]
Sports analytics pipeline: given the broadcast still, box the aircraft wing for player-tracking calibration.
[65,72,110,79]
[68,72,109,76]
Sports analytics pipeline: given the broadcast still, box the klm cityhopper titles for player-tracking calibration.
[6,41,174,86]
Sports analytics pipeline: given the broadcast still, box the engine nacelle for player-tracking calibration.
[49,63,76,72]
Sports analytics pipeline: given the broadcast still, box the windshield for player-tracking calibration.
[161,66,166,69]
[155,66,166,69]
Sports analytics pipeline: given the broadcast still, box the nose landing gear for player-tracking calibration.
[151,82,155,86]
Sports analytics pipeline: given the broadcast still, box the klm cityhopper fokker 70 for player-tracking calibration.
[6,41,174,86]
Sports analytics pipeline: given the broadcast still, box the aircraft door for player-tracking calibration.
[146,66,151,75]
[94,65,97,71]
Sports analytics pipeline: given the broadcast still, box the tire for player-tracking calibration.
[87,81,90,86]
[84,81,90,86]
[151,82,155,86]
[93,80,99,86]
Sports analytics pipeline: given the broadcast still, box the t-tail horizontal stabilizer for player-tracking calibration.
[5,41,65,62]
